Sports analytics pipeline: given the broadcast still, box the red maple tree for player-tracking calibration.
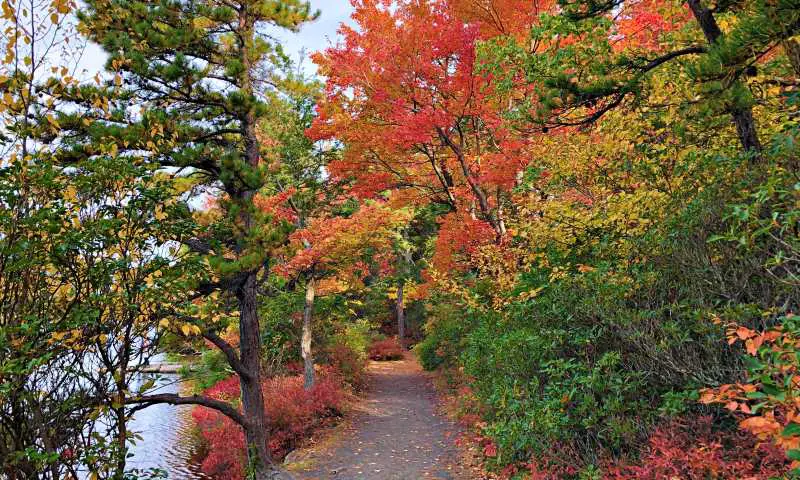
[309,0,539,253]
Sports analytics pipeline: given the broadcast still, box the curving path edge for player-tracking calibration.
[290,354,479,480]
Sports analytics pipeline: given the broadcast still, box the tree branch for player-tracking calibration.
[633,46,706,72]
[202,329,253,381]
[185,237,213,254]
[128,393,247,427]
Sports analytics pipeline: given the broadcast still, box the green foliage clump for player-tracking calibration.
[332,318,374,361]
[420,122,800,473]
[416,301,476,371]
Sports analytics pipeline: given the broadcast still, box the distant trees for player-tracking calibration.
[273,203,410,387]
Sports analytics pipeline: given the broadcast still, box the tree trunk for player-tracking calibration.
[302,277,316,390]
[113,405,127,480]
[235,9,284,476]
[731,107,762,153]
[686,0,762,155]
[396,280,405,340]
[236,271,274,478]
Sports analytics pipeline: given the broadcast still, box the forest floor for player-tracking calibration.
[287,353,481,480]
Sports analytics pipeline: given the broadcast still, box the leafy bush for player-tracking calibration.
[326,343,368,389]
[416,300,476,370]
[700,313,800,468]
[461,310,649,466]
[604,416,788,479]
[368,337,404,361]
[420,146,800,475]
[332,318,373,360]
[192,371,346,479]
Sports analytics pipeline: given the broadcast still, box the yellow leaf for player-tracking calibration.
[154,206,166,220]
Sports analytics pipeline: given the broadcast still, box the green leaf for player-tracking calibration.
[745,391,767,399]
[787,449,800,461]
[783,423,800,438]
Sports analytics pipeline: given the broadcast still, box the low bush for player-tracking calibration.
[604,416,789,479]
[332,318,373,360]
[415,300,476,370]
[326,343,368,389]
[368,337,404,361]
[192,371,346,479]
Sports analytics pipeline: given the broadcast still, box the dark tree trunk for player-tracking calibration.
[302,277,316,390]
[396,280,405,340]
[236,272,274,478]
[686,0,762,155]
[732,107,762,154]
[113,406,127,480]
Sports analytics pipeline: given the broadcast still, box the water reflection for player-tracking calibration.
[126,375,210,479]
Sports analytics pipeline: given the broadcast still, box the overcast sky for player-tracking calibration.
[268,0,355,74]
[77,0,354,78]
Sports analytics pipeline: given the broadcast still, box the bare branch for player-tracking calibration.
[128,393,246,427]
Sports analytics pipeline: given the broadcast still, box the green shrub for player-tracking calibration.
[190,348,233,392]
[332,318,374,360]
[415,300,476,371]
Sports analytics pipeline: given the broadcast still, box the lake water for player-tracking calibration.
[125,375,211,479]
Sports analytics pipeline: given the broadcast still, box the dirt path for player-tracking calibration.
[290,354,478,480]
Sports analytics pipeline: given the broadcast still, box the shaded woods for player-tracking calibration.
[1,0,799,479]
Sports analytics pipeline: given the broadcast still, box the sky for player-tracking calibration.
[77,0,354,78]
[281,0,355,70]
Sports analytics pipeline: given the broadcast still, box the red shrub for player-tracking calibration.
[525,443,583,480]
[192,371,346,479]
[283,361,304,376]
[605,416,789,479]
[327,343,367,388]
[368,337,404,361]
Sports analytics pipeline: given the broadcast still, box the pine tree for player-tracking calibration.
[487,0,800,157]
[75,0,318,477]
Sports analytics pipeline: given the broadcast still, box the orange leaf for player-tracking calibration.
[736,326,754,340]
[739,416,781,438]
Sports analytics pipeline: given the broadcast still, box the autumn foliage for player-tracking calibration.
[699,315,800,468]
[368,337,405,361]
[272,202,409,287]
[310,0,531,250]
[5,0,795,477]
[602,416,789,479]
[314,0,800,478]
[192,371,346,479]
